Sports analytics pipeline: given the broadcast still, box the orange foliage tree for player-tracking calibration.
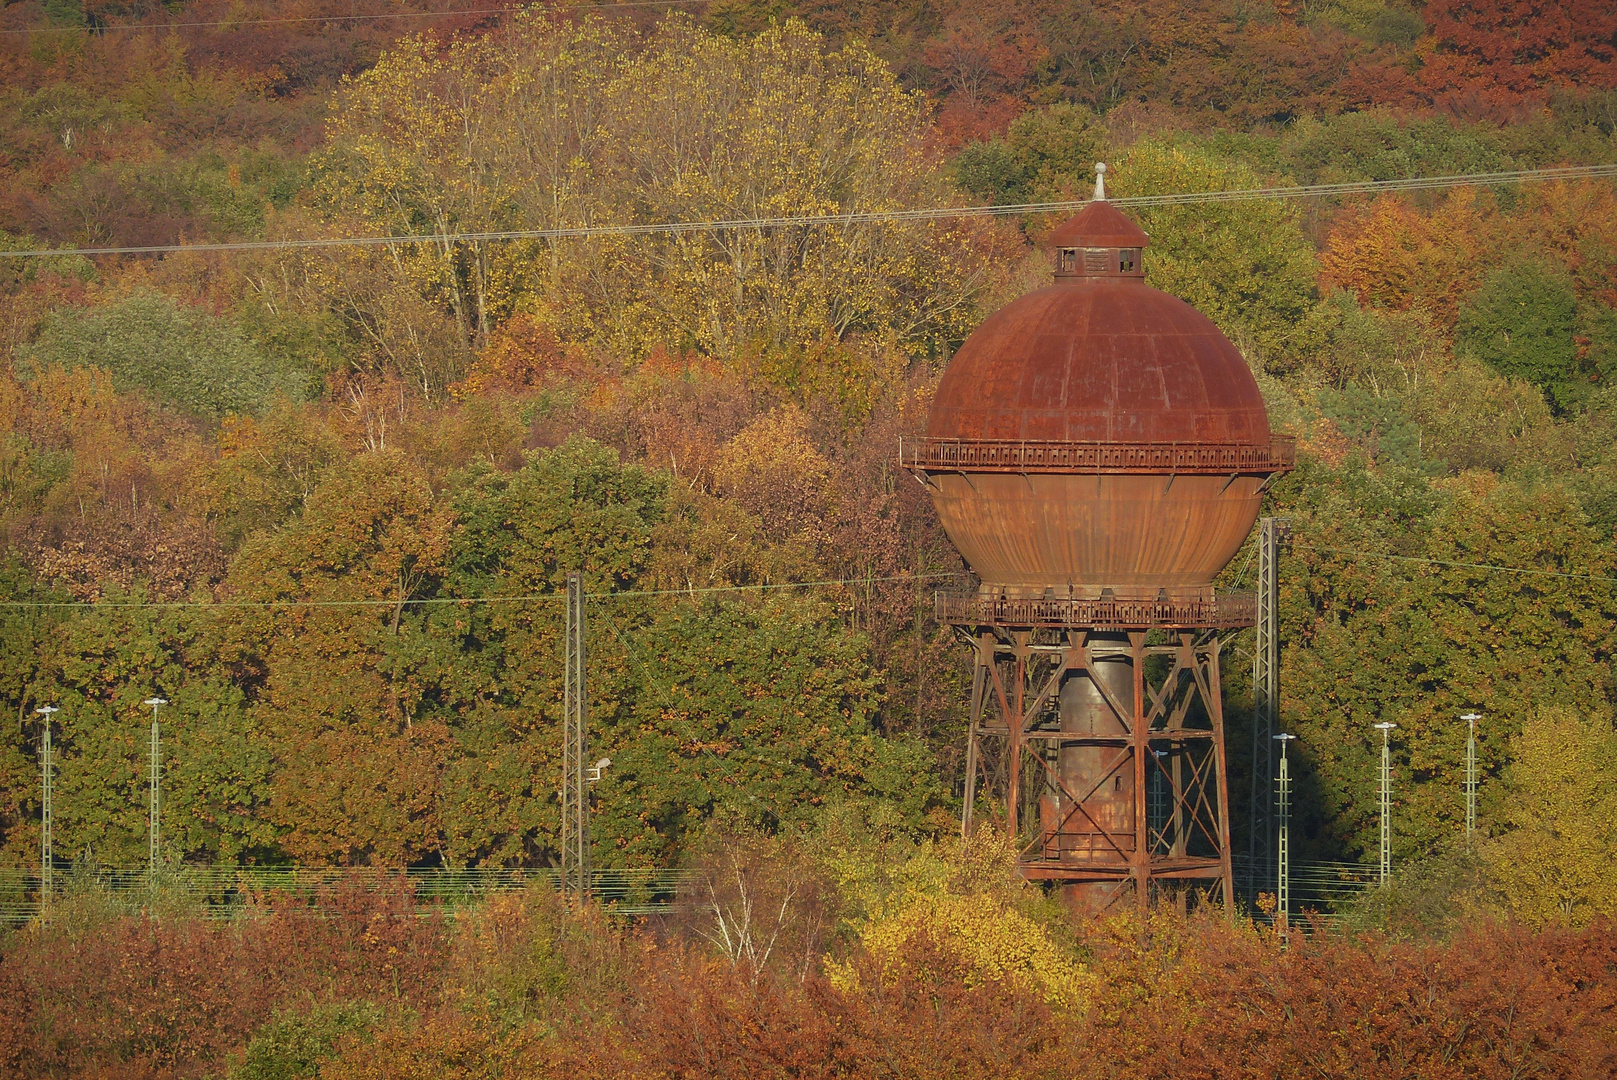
[1320,188,1499,325]
[1422,0,1617,105]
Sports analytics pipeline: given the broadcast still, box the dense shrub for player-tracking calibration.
[23,291,307,418]
[5,865,1615,1080]
[0,878,447,1079]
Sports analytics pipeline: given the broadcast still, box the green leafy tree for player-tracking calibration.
[432,437,668,867]
[1276,474,1617,863]
[22,291,306,418]
[1113,141,1333,370]
[1277,111,1508,184]
[1457,258,1588,412]
[1315,384,1435,472]
[0,560,67,868]
[161,677,277,863]
[949,103,1106,206]
[1575,300,1617,388]
[202,406,346,551]
[221,451,456,865]
[1,590,272,866]
[593,594,942,865]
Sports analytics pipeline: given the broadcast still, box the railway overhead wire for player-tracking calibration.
[3,164,1614,259]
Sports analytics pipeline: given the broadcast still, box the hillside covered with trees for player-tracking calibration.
[2,0,1617,1074]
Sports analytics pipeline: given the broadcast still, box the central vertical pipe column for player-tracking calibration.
[1055,632,1136,913]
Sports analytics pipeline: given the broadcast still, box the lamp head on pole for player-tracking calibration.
[144,698,168,708]
[1374,722,1397,733]
[34,705,59,717]
[1459,712,1480,724]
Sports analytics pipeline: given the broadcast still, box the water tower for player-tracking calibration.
[901,166,1293,913]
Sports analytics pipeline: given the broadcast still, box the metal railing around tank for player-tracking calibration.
[899,435,1296,475]
[937,590,1257,629]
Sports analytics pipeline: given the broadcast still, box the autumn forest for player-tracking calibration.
[2,0,1617,1076]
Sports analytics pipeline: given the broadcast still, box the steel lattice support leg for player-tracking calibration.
[1130,631,1149,916]
[961,633,992,838]
[1206,636,1235,915]
[951,621,1238,917]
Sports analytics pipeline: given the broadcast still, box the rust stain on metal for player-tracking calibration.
[926,281,1273,445]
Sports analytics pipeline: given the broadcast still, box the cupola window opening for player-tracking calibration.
[1060,248,1077,273]
[1119,248,1138,273]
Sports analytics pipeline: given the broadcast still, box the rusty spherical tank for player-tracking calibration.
[908,197,1292,600]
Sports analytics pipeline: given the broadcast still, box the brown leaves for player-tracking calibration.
[0,877,447,1079]
[1,364,223,599]
[4,876,1616,1080]
[20,516,225,602]
[1074,914,1617,1080]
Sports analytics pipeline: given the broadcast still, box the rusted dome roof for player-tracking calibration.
[927,279,1270,444]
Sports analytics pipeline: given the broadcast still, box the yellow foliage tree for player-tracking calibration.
[310,14,1004,374]
[711,405,837,549]
[826,829,1090,1010]
[1482,707,1617,929]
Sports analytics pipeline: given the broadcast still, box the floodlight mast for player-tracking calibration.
[34,705,59,919]
[1459,712,1480,846]
[1273,733,1297,935]
[561,573,590,902]
[1251,516,1289,902]
[144,698,168,886]
[1373,722,1397,884]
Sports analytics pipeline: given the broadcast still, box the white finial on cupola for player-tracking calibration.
[1094,162,1107,201]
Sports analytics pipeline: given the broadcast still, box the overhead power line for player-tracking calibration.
[0,570,966,610]
[3,164,1613,259]
[0,0,708,36]
[7,533,1617,611]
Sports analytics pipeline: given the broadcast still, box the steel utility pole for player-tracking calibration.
[35,705,58,919]
[1250,517,1288,901]
[1374,722,1397,884]
[145,697,167,887]
[1274,732,1296,933]
[560,573,590,902]
[1460,712,1480,847]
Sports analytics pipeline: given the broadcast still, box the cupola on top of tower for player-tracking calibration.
[1046,163,1148,280]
